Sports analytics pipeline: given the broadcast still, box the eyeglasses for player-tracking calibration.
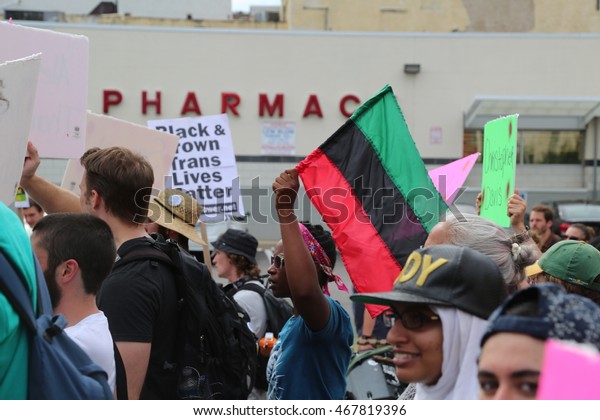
[384,308,440,331]
[270,254,285,269]
[564,236,585,241]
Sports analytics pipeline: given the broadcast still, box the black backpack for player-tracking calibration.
[117,236,257,400]
[224,277,294,391]
[230,279,294,339]
[0,251,113,400]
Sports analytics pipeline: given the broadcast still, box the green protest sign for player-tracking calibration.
[480,114,518,227]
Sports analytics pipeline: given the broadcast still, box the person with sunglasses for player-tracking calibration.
[352,245,506,400]
[266,169,353,400]
[563,223,594,242]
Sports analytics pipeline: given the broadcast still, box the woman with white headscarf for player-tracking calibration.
[352,244,506,400]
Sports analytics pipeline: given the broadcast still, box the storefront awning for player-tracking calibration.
[464,96,600,130]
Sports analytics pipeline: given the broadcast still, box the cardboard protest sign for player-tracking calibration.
[61,112,180,194]
[428,152,480,205]
[537,339,600,400]
[0,54,41,205]
[480,115,518,227]
[0,21,88,159]
[148,114,245,220]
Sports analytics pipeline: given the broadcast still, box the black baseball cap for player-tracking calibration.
[351,245,506,319]
[211,228,258,265]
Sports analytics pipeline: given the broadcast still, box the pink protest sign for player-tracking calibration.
[537,339,600,400]
[428,152,480,205]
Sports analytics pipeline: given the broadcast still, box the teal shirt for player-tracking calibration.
[266,296,353,400]
[0,203,37,399]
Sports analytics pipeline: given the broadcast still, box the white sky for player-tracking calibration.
[232,0,282,13]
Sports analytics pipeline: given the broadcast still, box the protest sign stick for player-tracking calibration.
[199,222,212,271]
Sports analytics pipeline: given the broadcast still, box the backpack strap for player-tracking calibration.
[0,250,52,334]
[0,251,36,333]
[115,236,176,270]
[238,281,267,297]
[114,235,190,375]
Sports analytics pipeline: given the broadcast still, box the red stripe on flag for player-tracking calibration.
[298,149,401,317]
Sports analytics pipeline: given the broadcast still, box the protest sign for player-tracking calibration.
[0,21,88,159]
[261,121,296,155]
[14,187,30,208]
[148,113,245,219]
[538,339,600,400]
[480,115,518,227]
[0,54,41,205]
[61,112,179,194]
[428,152,480,205]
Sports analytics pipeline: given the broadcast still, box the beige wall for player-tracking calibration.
[25,23,600,158]
[283,0,600,33]
[20,22,600,213]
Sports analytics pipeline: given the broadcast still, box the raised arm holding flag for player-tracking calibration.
[296,85,448,317]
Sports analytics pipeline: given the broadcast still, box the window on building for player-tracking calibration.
[463,130,583,164]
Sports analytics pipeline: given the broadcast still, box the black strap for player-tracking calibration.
[115,237,176,270]
[114,236,186,379]
[0,250,50,334]
[239,281,266,297]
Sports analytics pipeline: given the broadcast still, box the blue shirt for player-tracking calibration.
[266,295,353,399]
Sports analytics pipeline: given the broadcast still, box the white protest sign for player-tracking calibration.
[0,54,41,205]
[61,112,180,194]
[0,21,88,159]
[147,114,245,219]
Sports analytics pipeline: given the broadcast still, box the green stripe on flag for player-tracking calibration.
[350,85,447,233]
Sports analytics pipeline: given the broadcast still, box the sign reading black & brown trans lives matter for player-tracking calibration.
[147,114,244,218]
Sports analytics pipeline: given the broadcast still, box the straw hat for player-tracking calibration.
[148,189,206,246]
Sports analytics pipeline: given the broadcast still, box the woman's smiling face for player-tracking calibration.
[386,303,444,386]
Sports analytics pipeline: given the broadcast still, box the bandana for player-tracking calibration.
[299,223,348,296]
[481,282,600,350]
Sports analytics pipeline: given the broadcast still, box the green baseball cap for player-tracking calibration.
[525,240,600,291]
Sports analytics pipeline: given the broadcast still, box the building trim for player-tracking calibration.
[19,20,600,40]
[464,96,600,130]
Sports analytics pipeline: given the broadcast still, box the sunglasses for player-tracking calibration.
[384,308,440,331]
[564,236,585,241]
[270,254,285,269]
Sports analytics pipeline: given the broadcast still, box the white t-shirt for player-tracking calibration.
[233,280,268,340]
[66,311,116,392]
